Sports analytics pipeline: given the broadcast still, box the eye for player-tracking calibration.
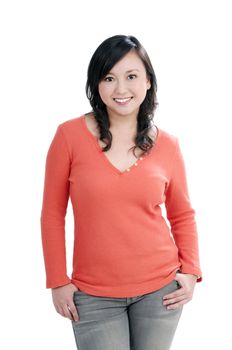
[128,74,137,80]
[104,76,114,82]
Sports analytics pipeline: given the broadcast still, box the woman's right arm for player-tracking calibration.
[40,124,79,321]
[40,124,71,289]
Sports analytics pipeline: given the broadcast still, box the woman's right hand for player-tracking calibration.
[51,283,79,321]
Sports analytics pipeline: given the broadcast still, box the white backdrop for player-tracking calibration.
[0,0,231,349]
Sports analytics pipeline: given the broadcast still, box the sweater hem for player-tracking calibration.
[71,270,180,298]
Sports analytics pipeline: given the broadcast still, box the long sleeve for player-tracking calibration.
[165,138,202,282]
[40,125,72,288]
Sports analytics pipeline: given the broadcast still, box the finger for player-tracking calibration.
[56,305,67,318]
[67,302,80,322]
[166,297,189,310]
[56,304,73,320]
[163,288,185,300]
[163,294,186,306]
[63,305,74,321]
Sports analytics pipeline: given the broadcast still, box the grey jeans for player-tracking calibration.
[71,279,183,350]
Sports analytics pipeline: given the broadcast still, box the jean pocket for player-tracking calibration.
[73,289,91,299]
[163,279,180,293]
[73,289,83,299]
[175,280,182,289]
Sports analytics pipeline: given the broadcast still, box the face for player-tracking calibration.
[98,50,151,120]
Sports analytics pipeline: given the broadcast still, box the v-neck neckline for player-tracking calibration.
[80,114,160,176]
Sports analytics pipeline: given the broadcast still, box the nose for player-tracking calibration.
[114,79,128,95]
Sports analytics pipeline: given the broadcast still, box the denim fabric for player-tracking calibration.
[71,279,183,350]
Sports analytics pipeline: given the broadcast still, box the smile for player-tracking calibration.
[113,97,133,104]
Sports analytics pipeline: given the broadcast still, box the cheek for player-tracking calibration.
[134,81,149,95]
[98,84,113,102]
[98,84,105,101]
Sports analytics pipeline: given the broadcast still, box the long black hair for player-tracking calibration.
[85,34,159,156]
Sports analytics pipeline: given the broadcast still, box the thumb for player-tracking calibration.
[68,300,80,322]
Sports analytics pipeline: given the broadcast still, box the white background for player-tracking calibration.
[0,0,231,349]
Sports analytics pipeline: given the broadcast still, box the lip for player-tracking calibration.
[113,97,133,100]
[113,97,133,105]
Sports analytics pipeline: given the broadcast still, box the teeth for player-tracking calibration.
[114,97,132,103]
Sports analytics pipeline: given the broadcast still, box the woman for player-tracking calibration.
[40,34,202,350]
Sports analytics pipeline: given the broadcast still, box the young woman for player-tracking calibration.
[40,34,202,350]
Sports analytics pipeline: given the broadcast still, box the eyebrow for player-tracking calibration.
[107,69,140,75]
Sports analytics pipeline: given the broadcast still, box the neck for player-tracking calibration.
[107,111,138,134]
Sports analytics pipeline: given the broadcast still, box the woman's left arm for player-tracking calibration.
[163,138,203,309]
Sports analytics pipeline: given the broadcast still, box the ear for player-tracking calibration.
[146,79,151,90]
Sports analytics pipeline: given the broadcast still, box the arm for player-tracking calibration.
[40,125,72,288]
[165,138,202,282]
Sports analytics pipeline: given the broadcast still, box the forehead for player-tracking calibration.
[109,51,146,74]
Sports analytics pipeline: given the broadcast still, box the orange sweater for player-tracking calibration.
[40,115,202,297]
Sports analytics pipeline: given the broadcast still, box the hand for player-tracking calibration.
[51,283,79,321]
[163,273,198,310]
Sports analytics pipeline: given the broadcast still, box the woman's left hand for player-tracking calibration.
[163,273,198,310]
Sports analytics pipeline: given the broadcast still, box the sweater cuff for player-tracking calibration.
[46,276,72,289]
[176,269,202,283]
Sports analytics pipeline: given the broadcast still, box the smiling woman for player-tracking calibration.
[98,51,151,119]
[40,34,202,350]
[85,35,158,155]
